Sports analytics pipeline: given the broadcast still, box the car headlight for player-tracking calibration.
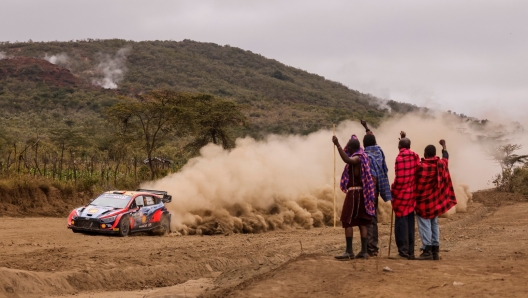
[100,215,117,223]
[69,210,79,225]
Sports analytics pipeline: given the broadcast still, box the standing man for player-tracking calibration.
[415,140,457,260]
[332,134,376,260]
[391,131,420,260]
[360,120,392,257]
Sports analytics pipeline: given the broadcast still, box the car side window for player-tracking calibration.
[134,196,144,208]
[144,196,155,206]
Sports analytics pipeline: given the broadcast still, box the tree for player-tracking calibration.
[187,94,247,152]
[107,90,195,180]
[491,144,528,192]
[49,126,86,180]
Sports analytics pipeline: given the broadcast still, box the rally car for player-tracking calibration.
[67,189,172,237]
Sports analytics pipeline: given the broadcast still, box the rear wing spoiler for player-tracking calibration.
[136,189,172,203]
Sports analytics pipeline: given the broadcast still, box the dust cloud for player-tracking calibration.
[91,46,131,89]
[142,113,506,234]
[0,52,6,60]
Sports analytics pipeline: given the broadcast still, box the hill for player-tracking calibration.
[0,39,427,198]
[0,39,420,136]
[0,55,119,158]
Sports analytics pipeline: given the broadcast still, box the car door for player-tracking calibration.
[130,196,145,230]
[140,196,157,228]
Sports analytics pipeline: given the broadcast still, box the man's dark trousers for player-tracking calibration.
[367,195,379,255]
[394,212,415,258]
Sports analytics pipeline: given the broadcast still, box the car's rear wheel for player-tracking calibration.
[152,215,170,236]
[118,215,130,237]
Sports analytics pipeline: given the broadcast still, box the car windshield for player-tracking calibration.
[89,194,131,209]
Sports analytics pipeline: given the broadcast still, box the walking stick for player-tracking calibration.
[333,124,337,229]
[388,209,394,257]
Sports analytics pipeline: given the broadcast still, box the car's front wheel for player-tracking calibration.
[118,215,130,237]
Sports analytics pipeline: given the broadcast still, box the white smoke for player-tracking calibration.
[367,94,392,112]
[91,46,132,89]
[142,113,503,234]
[44,53,69,65]
[0,52,7,60]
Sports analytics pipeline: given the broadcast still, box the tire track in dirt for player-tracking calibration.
[210,202,528,298]
[0,220,344,297]
[1,254,301,297]
[199,203,491,298]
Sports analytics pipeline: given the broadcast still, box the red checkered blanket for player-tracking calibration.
[414,156,457,219]
[391,148,420,217]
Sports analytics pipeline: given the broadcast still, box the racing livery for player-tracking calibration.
[67,189,172,236]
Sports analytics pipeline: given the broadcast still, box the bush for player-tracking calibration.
[38,183,50,196]
[78,177,100,193]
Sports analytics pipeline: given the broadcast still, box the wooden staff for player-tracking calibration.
[388,209,394,257]
[333,124,337,229]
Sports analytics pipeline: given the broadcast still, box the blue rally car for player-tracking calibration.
[67,189,172,237]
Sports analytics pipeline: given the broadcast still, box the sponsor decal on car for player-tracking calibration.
[113,228,119,231]
[105,194,129,199]
[88,209,99,213]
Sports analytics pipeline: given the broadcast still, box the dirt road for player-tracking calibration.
[224,202,528,297]
[1,191,527,298]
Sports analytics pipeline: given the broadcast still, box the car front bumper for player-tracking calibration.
[68,226,119,234]
[68,219,119,234]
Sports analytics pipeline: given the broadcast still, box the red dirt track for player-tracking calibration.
[1,191,528,298]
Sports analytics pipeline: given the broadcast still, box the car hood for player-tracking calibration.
[77,206,123,219]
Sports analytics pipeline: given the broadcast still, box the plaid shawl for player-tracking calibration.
[415,156,457,219]
[391,148,420,217]
[339,137,376,216]
[364,145,392,202]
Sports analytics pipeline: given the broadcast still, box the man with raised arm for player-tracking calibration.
[360,120,392,257]
[415,140,457,260]
[391,131,420,260]
[332,134,376,260]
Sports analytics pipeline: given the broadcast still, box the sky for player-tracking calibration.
[1,0,527,123]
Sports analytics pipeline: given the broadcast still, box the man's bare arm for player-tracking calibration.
[400,131,406,139]
[361,120,374,135]
[440,139,449,159]
[332,136,361,165]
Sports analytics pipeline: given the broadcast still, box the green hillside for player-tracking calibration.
[0,39,425,202]
[0,39,419,136]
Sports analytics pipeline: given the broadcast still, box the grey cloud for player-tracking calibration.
[1,0,528,121]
